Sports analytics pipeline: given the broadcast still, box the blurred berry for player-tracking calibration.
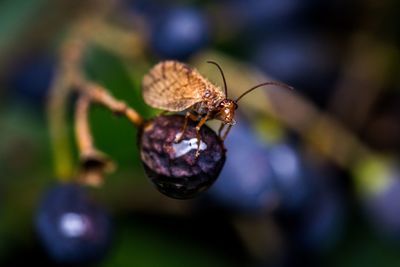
[276,166,345,254]
[206,119,278,214]
[252,32,338,106]
[150,7,210,60]
[138,115,225,199]
[293,189,344,251]
[127,0,169,18]
[267,143,312,212]
[206,119,313,214]
[361,162,400,241]
[7,54,55,107]
[221,0,309,34]
[35,183,112,264]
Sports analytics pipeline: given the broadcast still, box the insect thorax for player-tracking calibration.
[192,88,225,115]
[192,101,211,115]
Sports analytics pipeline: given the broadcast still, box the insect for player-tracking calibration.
[142,60,292,157]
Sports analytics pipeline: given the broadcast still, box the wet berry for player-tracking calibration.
[35,182,112,264]
[138,115,226,199]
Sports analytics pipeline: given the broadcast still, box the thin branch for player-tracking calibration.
[75,95,94,155]
[73,79,144,127]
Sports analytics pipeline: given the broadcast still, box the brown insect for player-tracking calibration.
[142,60,292,157]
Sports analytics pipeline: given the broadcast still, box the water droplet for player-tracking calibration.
[172,138,207,158]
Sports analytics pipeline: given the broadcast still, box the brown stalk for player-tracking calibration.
[73,79,143,127]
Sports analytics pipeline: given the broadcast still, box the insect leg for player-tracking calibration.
[175,111,198,142]
[218,123,226,138]
[221,124,233,141]
[195,113,210,158]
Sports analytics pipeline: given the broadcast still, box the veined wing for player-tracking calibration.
[142,61,224,111]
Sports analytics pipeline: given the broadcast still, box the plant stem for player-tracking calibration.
[47,17,144,184]
[47,70,75,180]
[75,95,94,156]
[73,79,144,127]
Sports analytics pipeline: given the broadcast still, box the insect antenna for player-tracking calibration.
[207,61,228,97]
[236,82,294,102]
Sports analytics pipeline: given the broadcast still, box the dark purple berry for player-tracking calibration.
[138,115,226,199]
[35,182,112,264]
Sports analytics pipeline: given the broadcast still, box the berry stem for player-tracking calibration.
[75,95,94,156]
[47,70,75,180]
[73,79,144,127]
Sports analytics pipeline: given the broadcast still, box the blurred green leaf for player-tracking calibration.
[0,0,47,52]
[101,220,232,267]
[326,216,400,267]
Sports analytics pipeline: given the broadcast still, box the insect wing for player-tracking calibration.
[142,61,219,111]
